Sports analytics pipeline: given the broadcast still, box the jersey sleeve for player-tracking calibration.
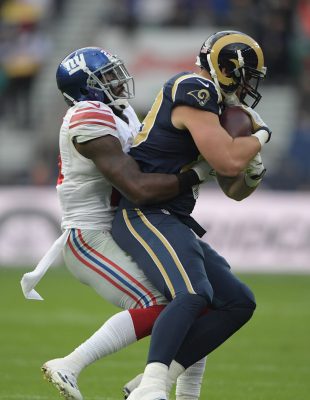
[124,104,141,131]
[68,104,118,143]
[171,76,220,115]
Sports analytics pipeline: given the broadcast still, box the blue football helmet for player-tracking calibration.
[56,47,135,107]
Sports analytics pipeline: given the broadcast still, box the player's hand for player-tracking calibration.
[223,93,241,106]
[244,152,266,187]
[191,158,215,183]
[240,105,272,146]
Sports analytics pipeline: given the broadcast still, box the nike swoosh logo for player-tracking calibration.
[196,79,209,88]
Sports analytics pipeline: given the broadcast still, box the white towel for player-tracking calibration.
[20,229,70,300]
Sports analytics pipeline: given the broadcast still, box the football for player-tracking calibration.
[220,106,253,138]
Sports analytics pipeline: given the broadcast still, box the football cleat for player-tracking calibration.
[41,358,82,400]
[123,373,143,399]
[125,385,166,400]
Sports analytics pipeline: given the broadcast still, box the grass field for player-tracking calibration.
[1,267,309,400]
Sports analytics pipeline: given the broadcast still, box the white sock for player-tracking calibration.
[176,357,207,400]
[61,310,137,375]
[140,362,168,393]
[166,360,185,395]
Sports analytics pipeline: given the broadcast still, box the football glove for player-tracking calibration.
[190,158,216,183]
[240,105,272,146]
[244,152,266,187]
[223,92,241,106]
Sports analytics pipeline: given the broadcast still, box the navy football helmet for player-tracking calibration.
[196,31,267,108]
[56,47,135,107]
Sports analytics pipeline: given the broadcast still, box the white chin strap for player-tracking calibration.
[110,99,129,110]
[237,50,245,68]
[236,49,245,80]
[63,92,77,105]
[206,54,222,103]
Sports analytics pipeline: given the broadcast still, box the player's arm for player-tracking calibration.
[216,151,266,200]
[172,105,262,177]
[74,135,200,205]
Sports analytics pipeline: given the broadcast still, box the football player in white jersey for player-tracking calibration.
[20,47,214,400]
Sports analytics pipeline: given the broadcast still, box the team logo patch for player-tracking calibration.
[187,89,210,106]
[63,53,86,75]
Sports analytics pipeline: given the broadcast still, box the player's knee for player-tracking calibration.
[194,278,214,304]
[232,303,255,327]
[239,283,256,311]
[174,292,209,315]
[232,284,256,325]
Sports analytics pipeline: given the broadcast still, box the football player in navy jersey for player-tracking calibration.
[112,30,272,400]
[21,46,216,400]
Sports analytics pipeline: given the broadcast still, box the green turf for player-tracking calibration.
[1,268,309,400]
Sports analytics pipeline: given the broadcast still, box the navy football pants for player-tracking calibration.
[112,207,256,367]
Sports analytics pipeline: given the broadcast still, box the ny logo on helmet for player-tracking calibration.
[63,54,86,76]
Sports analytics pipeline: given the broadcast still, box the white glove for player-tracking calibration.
[244,152,266,187]
[190,158,215,183]
[240,105,272,146]
[223,92,241,106]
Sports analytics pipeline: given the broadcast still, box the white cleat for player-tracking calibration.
[41,358,83,400]
[126,385,167,400]
[123,373,143,399]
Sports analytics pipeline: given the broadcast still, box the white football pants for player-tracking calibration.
[63,228,167,310]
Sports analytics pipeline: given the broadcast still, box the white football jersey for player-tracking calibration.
[57,100,141,231]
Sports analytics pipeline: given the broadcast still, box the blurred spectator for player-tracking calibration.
[288,111,310,190]
[0,0,52,129]
[292,0,310,76]
[1,22,50,128]
[251,0,296,83]
[297,0,310,36]
[0,0,308,188]
[269,0,310,190]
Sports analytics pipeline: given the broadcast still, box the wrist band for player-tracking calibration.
[252,129,269,147]
[177,170,201,193]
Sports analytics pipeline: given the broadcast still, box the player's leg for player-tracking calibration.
[42,229,167,400]
[123,357,207,400]
[172,240,256,369]
[42,306,165,400]
[112,208,213,400]
[133,241,255,393]
[65,229,166,309]
[175,357,207,400]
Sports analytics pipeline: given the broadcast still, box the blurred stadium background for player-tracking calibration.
[0,2,310,400]
[0,0,309,272]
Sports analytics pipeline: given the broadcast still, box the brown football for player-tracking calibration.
[220,106,253,138]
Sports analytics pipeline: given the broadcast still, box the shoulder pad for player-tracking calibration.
[171,75,220,114]
[69,101,116,132]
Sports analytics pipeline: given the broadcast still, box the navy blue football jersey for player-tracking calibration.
[130,71,221,215]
